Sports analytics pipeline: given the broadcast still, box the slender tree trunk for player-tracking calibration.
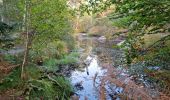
[22,0,26,31]
[1,0,4,22]
[91,12,93,28]
[2,0,9,24]
[21,0,29,79]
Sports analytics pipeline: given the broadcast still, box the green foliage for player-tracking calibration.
[0,22,15,49]
[26,76,73,100]
[145,46,170,70]
[82,0,170,63]
[111,0,170,31]
[44,52,79,70]
[0,68,23,91]
[3,0,75,59]
[0,64,73,99]
[30,0,74,55]
[56,52,79,65]
[27,79,56,99]
[26,65,42,79]
[44,58,59,72]
[79,0,112,15]
[112,16,132,28]
[1,0,23,23]
[46,41,67,58]
[0,65,40,92]
[52,76,73,99]
[109,0,170,65]
[0,22,13,34]
[0,0,75,99]
[3,54,16,63]
[81,1,170,90]
[43,52,79,72]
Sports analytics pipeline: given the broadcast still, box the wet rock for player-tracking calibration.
[148,66,160,70]
[74,81,84,91]
[37,60,43,66]
[84,56,93,65]
[117,40,125,46]
[98,36,106,43]
[82,33,87,37]
[70,95,79,100]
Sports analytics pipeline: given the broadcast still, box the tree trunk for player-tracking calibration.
[0,0,4,22]
[21,0,29,79]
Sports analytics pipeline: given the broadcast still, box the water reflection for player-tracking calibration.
[70,55,106,100]
[70,34,124,100]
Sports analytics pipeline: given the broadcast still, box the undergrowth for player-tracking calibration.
[3,54,21,64]
[0,67,23,92]
[56,52,79,65]
[0,64,73,99]
[26,76,73,100]
[43,52,79,72]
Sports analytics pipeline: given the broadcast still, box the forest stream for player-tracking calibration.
[69,33,164,100]
[0,1,170,99]
[70,33,126,100]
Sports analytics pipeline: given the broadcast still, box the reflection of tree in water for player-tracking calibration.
[78,37,94,59]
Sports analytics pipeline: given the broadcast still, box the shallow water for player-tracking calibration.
[69,34,161,100]
[69,34,124,100]
[70,55,106,99]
